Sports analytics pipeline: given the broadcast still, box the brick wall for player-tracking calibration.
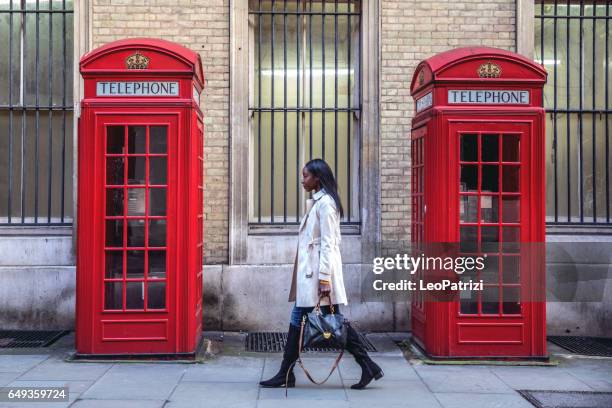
[91,0,230,264]
[379,0,516,255]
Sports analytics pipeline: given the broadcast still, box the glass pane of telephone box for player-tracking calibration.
[502,256,520,283]
[105,282,123,310]
[128,157,146,185]
[460,226,478,252]
[460,289,478,314]
[105,219,123,247]
[128,126,146,154]
[148,251,166,279]
[150,126,167,154]
[460,134,478,162]
[127,219,145,247]
[460,165,478,192]
[502,166,520,192]
[106,188,124,216]
[126,250,145,278]
[148,282,166,309]
[480,195,499,223]
[481,226,499,252]
[149,157,167,185]
[482,286,499,314]
[502,287,521,314]
[106,126,125,154]
[481,165,499,192]
[149,188,166,216]
[148,219,167,247]
[105,251,123,279]
[502,196,520,223]
[127,188,146,216]
[126,282,145,310]
[460,195,478,223]
[106,158,124,185]
[502,134,520,162]
[481,134,499,162]
[502,227,520,253]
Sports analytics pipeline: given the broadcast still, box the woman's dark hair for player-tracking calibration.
[305,158,344,218]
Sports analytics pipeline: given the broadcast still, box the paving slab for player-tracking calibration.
[434,392,536,408]
[182,356,263,383]
[17,357,112,381]
[0,355,50,373]
[491,365,595,391]
[257,399,350,408]
[348,401,442,408]
[82,363,185,400]
[339,355,419,381]
[166,381,258,408]
[414,365,515,394]
[0,372,21,386]
[166,402,255,408]
[260,384,347,401]
[345,379,441,407]
[71,399,166,408]
[558,358,612,392]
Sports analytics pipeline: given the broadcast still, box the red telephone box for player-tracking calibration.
[76,39,204,356]
[410,47,547,359]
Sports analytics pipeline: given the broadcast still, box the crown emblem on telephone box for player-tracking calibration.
[126,51,150,69]
[477,61,501,78]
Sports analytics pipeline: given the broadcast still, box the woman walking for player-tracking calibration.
[259,158,384,390]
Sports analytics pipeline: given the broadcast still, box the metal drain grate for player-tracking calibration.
[0,330,68,348]
[518,390,612,408]
[548,336,612,357]
[245,331,377,353]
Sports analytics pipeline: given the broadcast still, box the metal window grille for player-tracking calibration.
[0,0,74,226]
[248,0,361,226]
[536,1,611,226]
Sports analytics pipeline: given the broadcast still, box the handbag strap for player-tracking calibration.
[285,315,344,397]
[315,294,335,315]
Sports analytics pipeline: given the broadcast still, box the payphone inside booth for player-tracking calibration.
[76,39,204,356]
[410,48,548,359]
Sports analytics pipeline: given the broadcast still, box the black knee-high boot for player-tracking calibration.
[259,324,300,387]
[344,323,384,389]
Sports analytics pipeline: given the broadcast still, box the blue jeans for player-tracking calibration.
[290,303,341,328]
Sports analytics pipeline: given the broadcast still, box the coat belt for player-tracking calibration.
[308,237,341,248]
[308,237,321,247]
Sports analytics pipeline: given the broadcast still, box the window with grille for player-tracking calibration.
[536,1,611,226]
[0,0,74,226]
[248,0,361,226]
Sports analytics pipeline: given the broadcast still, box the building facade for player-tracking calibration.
[1,0,610,335]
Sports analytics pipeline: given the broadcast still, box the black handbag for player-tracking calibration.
[286,295,348,395]
[302,299,348,350]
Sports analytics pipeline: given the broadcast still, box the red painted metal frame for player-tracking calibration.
[77,39,204,356]
[409,47,547,359]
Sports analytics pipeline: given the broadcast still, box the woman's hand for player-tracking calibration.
[318,279,331,297]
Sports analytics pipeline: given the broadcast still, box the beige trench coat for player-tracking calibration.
[288,189,348,307]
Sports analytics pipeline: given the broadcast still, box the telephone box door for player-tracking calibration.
[95,114,178,354]
[450,121,537,357]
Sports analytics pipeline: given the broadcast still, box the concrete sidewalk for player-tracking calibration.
[0,332,611,407]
